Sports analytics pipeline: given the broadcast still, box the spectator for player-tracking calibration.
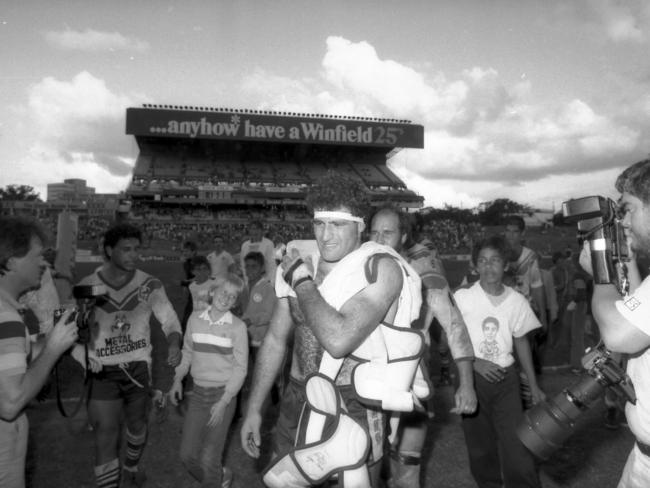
[206,234,235,280]
[170,274,248,487]
[239,221,276,284]
[454,235,544,488]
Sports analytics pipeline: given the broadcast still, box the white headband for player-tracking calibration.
[313,210,364,224]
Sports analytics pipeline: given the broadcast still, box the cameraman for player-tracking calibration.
[0,216,78,487]
[582,158,650,487]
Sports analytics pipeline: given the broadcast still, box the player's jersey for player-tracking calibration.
[78,268,181,366]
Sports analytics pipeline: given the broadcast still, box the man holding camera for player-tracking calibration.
[0,216,79,487]
[583,158,650,487]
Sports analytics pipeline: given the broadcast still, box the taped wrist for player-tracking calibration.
[282,258,312,288]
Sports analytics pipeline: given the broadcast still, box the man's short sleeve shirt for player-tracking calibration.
[615,276,650,443]
[0,296,29,377]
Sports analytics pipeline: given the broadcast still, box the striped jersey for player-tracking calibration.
[78,268,181,366]
[174,309,248,399]
[0,294,29,378]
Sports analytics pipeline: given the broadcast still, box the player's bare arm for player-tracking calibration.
[294,256,403,358]
[241,297,293,458]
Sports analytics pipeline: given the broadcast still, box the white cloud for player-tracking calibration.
[26,71,137,177]
[593,0,646,43]
[236,36,647,208]
[0,72,144,198]
[44,29,149,52]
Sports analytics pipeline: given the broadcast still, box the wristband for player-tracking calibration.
[293,276,313,289]
[283,257,312,288]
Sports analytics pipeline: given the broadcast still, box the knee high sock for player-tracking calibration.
[123,427,147,472]
[95,458,120,488]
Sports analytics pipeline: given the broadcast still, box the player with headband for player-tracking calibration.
[240,171,426,487]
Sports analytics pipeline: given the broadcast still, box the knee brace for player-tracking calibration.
[263,374,371,488]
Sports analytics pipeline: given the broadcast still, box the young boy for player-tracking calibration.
[454,235,544,488]
[241,252,276,350]
[170,273,248,487]
[188,256,217,314]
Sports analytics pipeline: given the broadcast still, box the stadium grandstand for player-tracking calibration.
[124,105,424,241]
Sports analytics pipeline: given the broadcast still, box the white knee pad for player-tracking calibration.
[263,374,371,488]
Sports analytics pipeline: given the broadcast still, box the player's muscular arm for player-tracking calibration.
[246,297,293,414]
[427,287,474,360]
[294,257,402,358]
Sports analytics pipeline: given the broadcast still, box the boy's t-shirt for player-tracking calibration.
[454,282,541,368]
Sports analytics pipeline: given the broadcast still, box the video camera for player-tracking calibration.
[516,195,635,459]
[53,284,107,344]
[562,196,629,292]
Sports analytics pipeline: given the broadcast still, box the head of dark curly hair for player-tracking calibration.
[616,159,650,205]
[305,171,371,220]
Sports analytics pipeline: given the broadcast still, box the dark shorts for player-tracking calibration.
[89,361,150,402]
[272,377,384,484]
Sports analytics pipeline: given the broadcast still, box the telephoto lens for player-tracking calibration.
[516,345,635,459]
[516,374,605,459]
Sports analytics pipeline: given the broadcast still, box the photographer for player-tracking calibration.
[0,216,78,487]
[582,158,650,487]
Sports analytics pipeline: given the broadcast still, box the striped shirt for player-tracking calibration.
[175,310,248,399]
[0,293,29,378]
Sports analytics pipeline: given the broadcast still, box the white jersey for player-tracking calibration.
[78,268,181,366]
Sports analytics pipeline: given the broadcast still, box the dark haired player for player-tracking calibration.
[73,223,182,488]
[240,172,424,487]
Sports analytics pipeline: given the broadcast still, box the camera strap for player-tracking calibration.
[55,343,93,418]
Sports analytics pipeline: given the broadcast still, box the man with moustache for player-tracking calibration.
[581,159,650,487]
[0,216,78,487]
[369,207,476,488]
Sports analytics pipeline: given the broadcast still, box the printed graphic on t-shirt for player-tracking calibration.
[478,316,501,363]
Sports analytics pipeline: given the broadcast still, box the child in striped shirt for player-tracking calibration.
[170,273,248,488]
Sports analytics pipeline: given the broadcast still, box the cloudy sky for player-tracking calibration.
[1,0,649,210]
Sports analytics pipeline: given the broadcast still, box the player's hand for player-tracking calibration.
[46,309,78,355]
[474,358,506,383]
[167,343,182,367]
[207,399,227,427]
[450,383,477,415]
[87,356,102,373]
[168,381,183,406]
[240,411,262,458]
[281,249,313,289]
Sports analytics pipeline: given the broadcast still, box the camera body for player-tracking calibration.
[53,284,108,344]
[516,195,635,459]
[562,196,628,290]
